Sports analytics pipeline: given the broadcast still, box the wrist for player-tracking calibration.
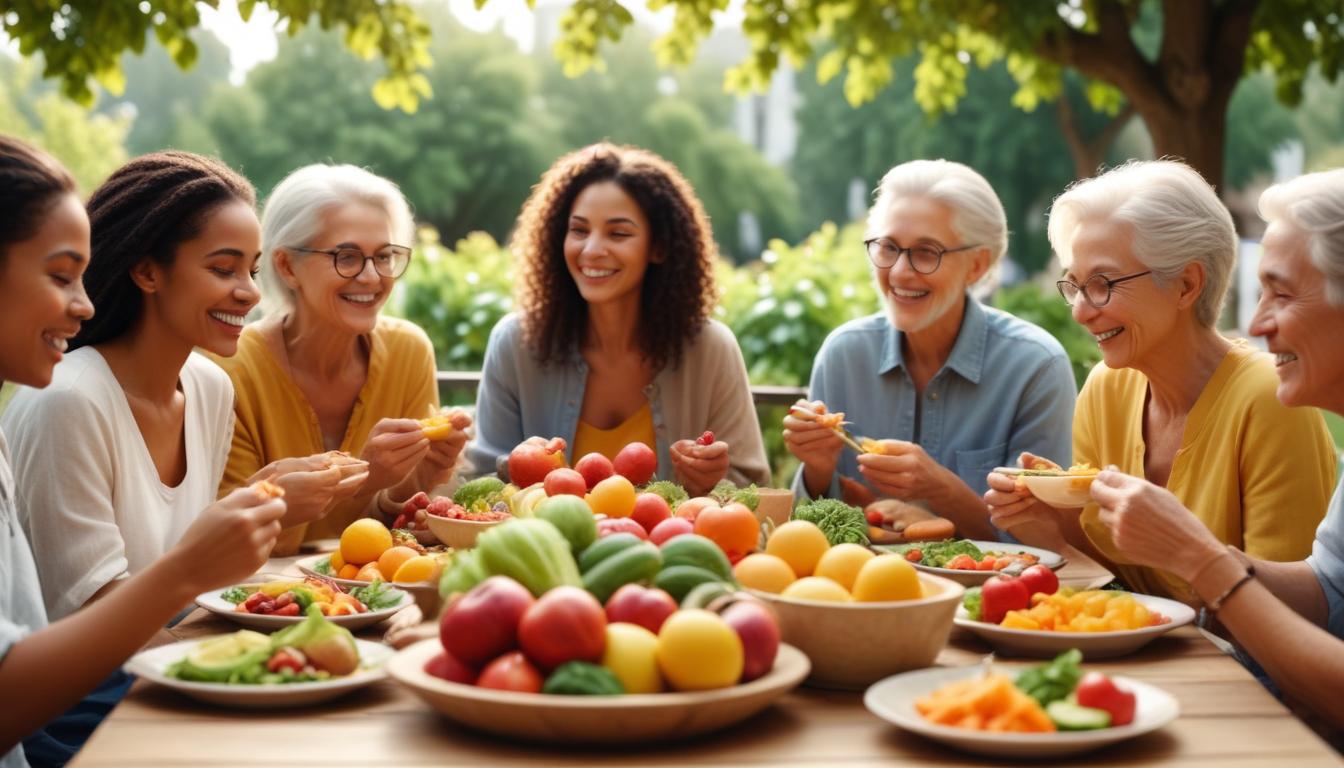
[1179,540,1231,584]
[149,550,205,605]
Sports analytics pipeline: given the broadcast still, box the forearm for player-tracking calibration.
[1247,558,1328,627]
[929,477,997,540]
[1056,506,1107,562]
[0,555,195,752]
[801,463,835,500]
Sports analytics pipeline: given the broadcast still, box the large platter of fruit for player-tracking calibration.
[864,650,1179,758]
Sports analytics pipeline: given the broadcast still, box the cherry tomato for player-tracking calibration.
[946,554,978,571]
[865,509,884,525]
[1075,672,1136,726]
[1018,563,1061,597]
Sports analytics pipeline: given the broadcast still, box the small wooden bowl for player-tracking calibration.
[750,573,964,689]
[424,514,504,550]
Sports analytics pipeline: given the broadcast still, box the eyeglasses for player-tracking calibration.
[1056,271,1153,308]
[287,244,412,279]
[863,238,981,274]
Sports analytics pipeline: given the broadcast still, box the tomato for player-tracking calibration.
[1018,563,1060,597]
[945,554,978,571]
[613,442,657,485]
[1075,671,1136,726]
[904,549,923,563]
[508,437,568,488]
[694,502,759,562]
[975,557,998,571]
[865,509,884,525]
[476,651,544,692]
[980,575,1031,624]
[518,586,608,669]
[267,647,306,674]
[630,493,672,534]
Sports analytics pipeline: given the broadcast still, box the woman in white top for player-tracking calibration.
[0,139,285,767]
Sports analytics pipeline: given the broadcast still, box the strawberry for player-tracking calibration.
[696,430,715,446]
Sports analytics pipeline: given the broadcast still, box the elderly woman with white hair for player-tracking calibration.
[1081,168,1344,731]
[783,159,1076,540]
[214,164,471,556]
[986,160,1335,603]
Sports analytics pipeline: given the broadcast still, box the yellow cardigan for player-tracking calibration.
[213,315,439,554]
[1076,341,1336,601]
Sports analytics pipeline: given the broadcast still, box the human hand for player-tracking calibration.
[1090,469,1224,581]
[856,439,950,501]
[361,418,431,492]
[410,409,473,492]
[782,400,843,489]
[670,438,730,497]
[984,453,1066,546]
[172,485,287,593]
[250,454,369,528]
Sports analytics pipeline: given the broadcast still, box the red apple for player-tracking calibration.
[543,467,588,497]
[613,442,657,485]
[518,586,607,670]
[508,437,567,488]
[604,583,678,634]
[649,517,694,545]
[476,651,544,693]
[721,600,780,682]
[1018,563,1060,598]
[630,492,672,533]
[574,452,615,491]
[424,650,477,685]
[439,576,535,666]
[980,575,1031,625]
[597,517,648,540]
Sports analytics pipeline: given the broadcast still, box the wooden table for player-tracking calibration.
[70,559,1343,767]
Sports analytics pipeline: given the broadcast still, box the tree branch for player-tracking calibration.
[1036,2,1163,111]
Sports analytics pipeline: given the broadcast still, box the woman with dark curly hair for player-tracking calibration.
[466,143,769,494]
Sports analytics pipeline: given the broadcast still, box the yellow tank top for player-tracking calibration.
[572,403,657,461]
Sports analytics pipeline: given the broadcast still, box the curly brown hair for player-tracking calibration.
[512,143,718,371]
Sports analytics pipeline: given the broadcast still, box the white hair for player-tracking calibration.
[867,159,1008,274]
[1047,159,1235,328]
[259,163,415,316]
[1258,168,1344,307]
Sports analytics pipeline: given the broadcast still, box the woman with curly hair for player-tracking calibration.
[466,143,769,494]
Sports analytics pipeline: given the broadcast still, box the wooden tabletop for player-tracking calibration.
[70,558,1343,767]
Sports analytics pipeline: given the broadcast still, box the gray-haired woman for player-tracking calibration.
[784,159,1076,540]
[214,163,470,555]
[986,160,1335,604]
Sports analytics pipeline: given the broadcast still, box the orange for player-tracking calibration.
[587,475,636,518]
[328,550,346,572]
[733,553,797,594]
[694,503,760,560]
[340,518,393,565]
[851,554,922,602]
[764,520,830,578]
[656,610,743,691]
[392,555,440,583]
[781,576,852,602]
[812,543,875,592]
[337,563,359,580]
[376,546,420,581]
[354,561,383,582]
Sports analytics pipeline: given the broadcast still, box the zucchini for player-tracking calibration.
[582,542,662,603]
[654,565,726,602]
[680,581,737,610]
[659,535,734,581]
[578,533,645,573]
[1046,700,1111,730]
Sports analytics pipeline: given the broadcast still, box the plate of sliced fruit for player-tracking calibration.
[195,576,412,631]
[874,539,1066,587]
[126,608,394,708]
[864,650,1179,758]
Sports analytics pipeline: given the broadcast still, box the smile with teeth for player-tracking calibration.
[208,310,246,327]
[1094,327,1123,342]
[42,332,69,352]
[890,286,929,299]
[581,267,617,278]
[340,293,378,305]
[1274,352,1298,366]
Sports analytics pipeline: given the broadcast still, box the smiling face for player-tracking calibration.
[283,202,398,335]
[563,181,658,310]
[1063,218,1181,370]
[0,193,94,387]
[141,199,262,357]
[1249,221,1344,412]
[869,196,987,336]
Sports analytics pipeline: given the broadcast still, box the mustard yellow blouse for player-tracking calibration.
[1076,341,1335,601]
[572,403,657,463]
[212,315,439,554]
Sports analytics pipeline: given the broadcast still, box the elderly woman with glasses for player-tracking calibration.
[986,160,1335,603]
[213,164,471,555]
[783,159,1076,540]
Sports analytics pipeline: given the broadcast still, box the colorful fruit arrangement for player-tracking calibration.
[734,520,925,603]
[168,607,361,684]
[964,569,1171,631]
[221,576,405,616]
[917,650,1138,732]
[313,518,447,584]
[889,539,1042,573]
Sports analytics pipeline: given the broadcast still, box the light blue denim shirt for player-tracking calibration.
[1308,476,1344,639]
[791,297,1076,525]
[466,314,771,486]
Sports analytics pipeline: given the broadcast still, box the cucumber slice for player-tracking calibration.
[1046,700,1112,730]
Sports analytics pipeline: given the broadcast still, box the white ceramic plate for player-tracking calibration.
[875,540,1067,587]
[864,665,1179,758]
[294,554,436,591]
[126,637,393,708]
[954,592,1196,659]
[194,585,412,631]
[387,639,810,744]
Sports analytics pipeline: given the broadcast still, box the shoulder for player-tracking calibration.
[1,353,108,435]
[487,313,525,347]
[683,319,742,359]
[375,315,434,356]
[980,304,1068,363]
[1219,343,1309,419]
[1077,361,1141,405]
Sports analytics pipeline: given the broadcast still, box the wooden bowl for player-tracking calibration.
[754,488,795,527]
[387,639,810,744]
[424,514,504,550]
[750,573,964,689]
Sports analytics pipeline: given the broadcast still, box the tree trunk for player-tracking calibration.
[1133,97,1230,194]
[1056,95,1135,181]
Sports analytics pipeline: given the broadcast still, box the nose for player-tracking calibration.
[1248,293,1274,338]
[353,257,381,283]
[1069,293,1097,325]
[236,270,262,309]
[71,280,95,321]
[888,251,919,281]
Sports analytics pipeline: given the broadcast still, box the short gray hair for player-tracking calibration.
[868,159,1008,273]
[1047,159,1235,328]
[259,163,415,316]
[1258,168,1344,307]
